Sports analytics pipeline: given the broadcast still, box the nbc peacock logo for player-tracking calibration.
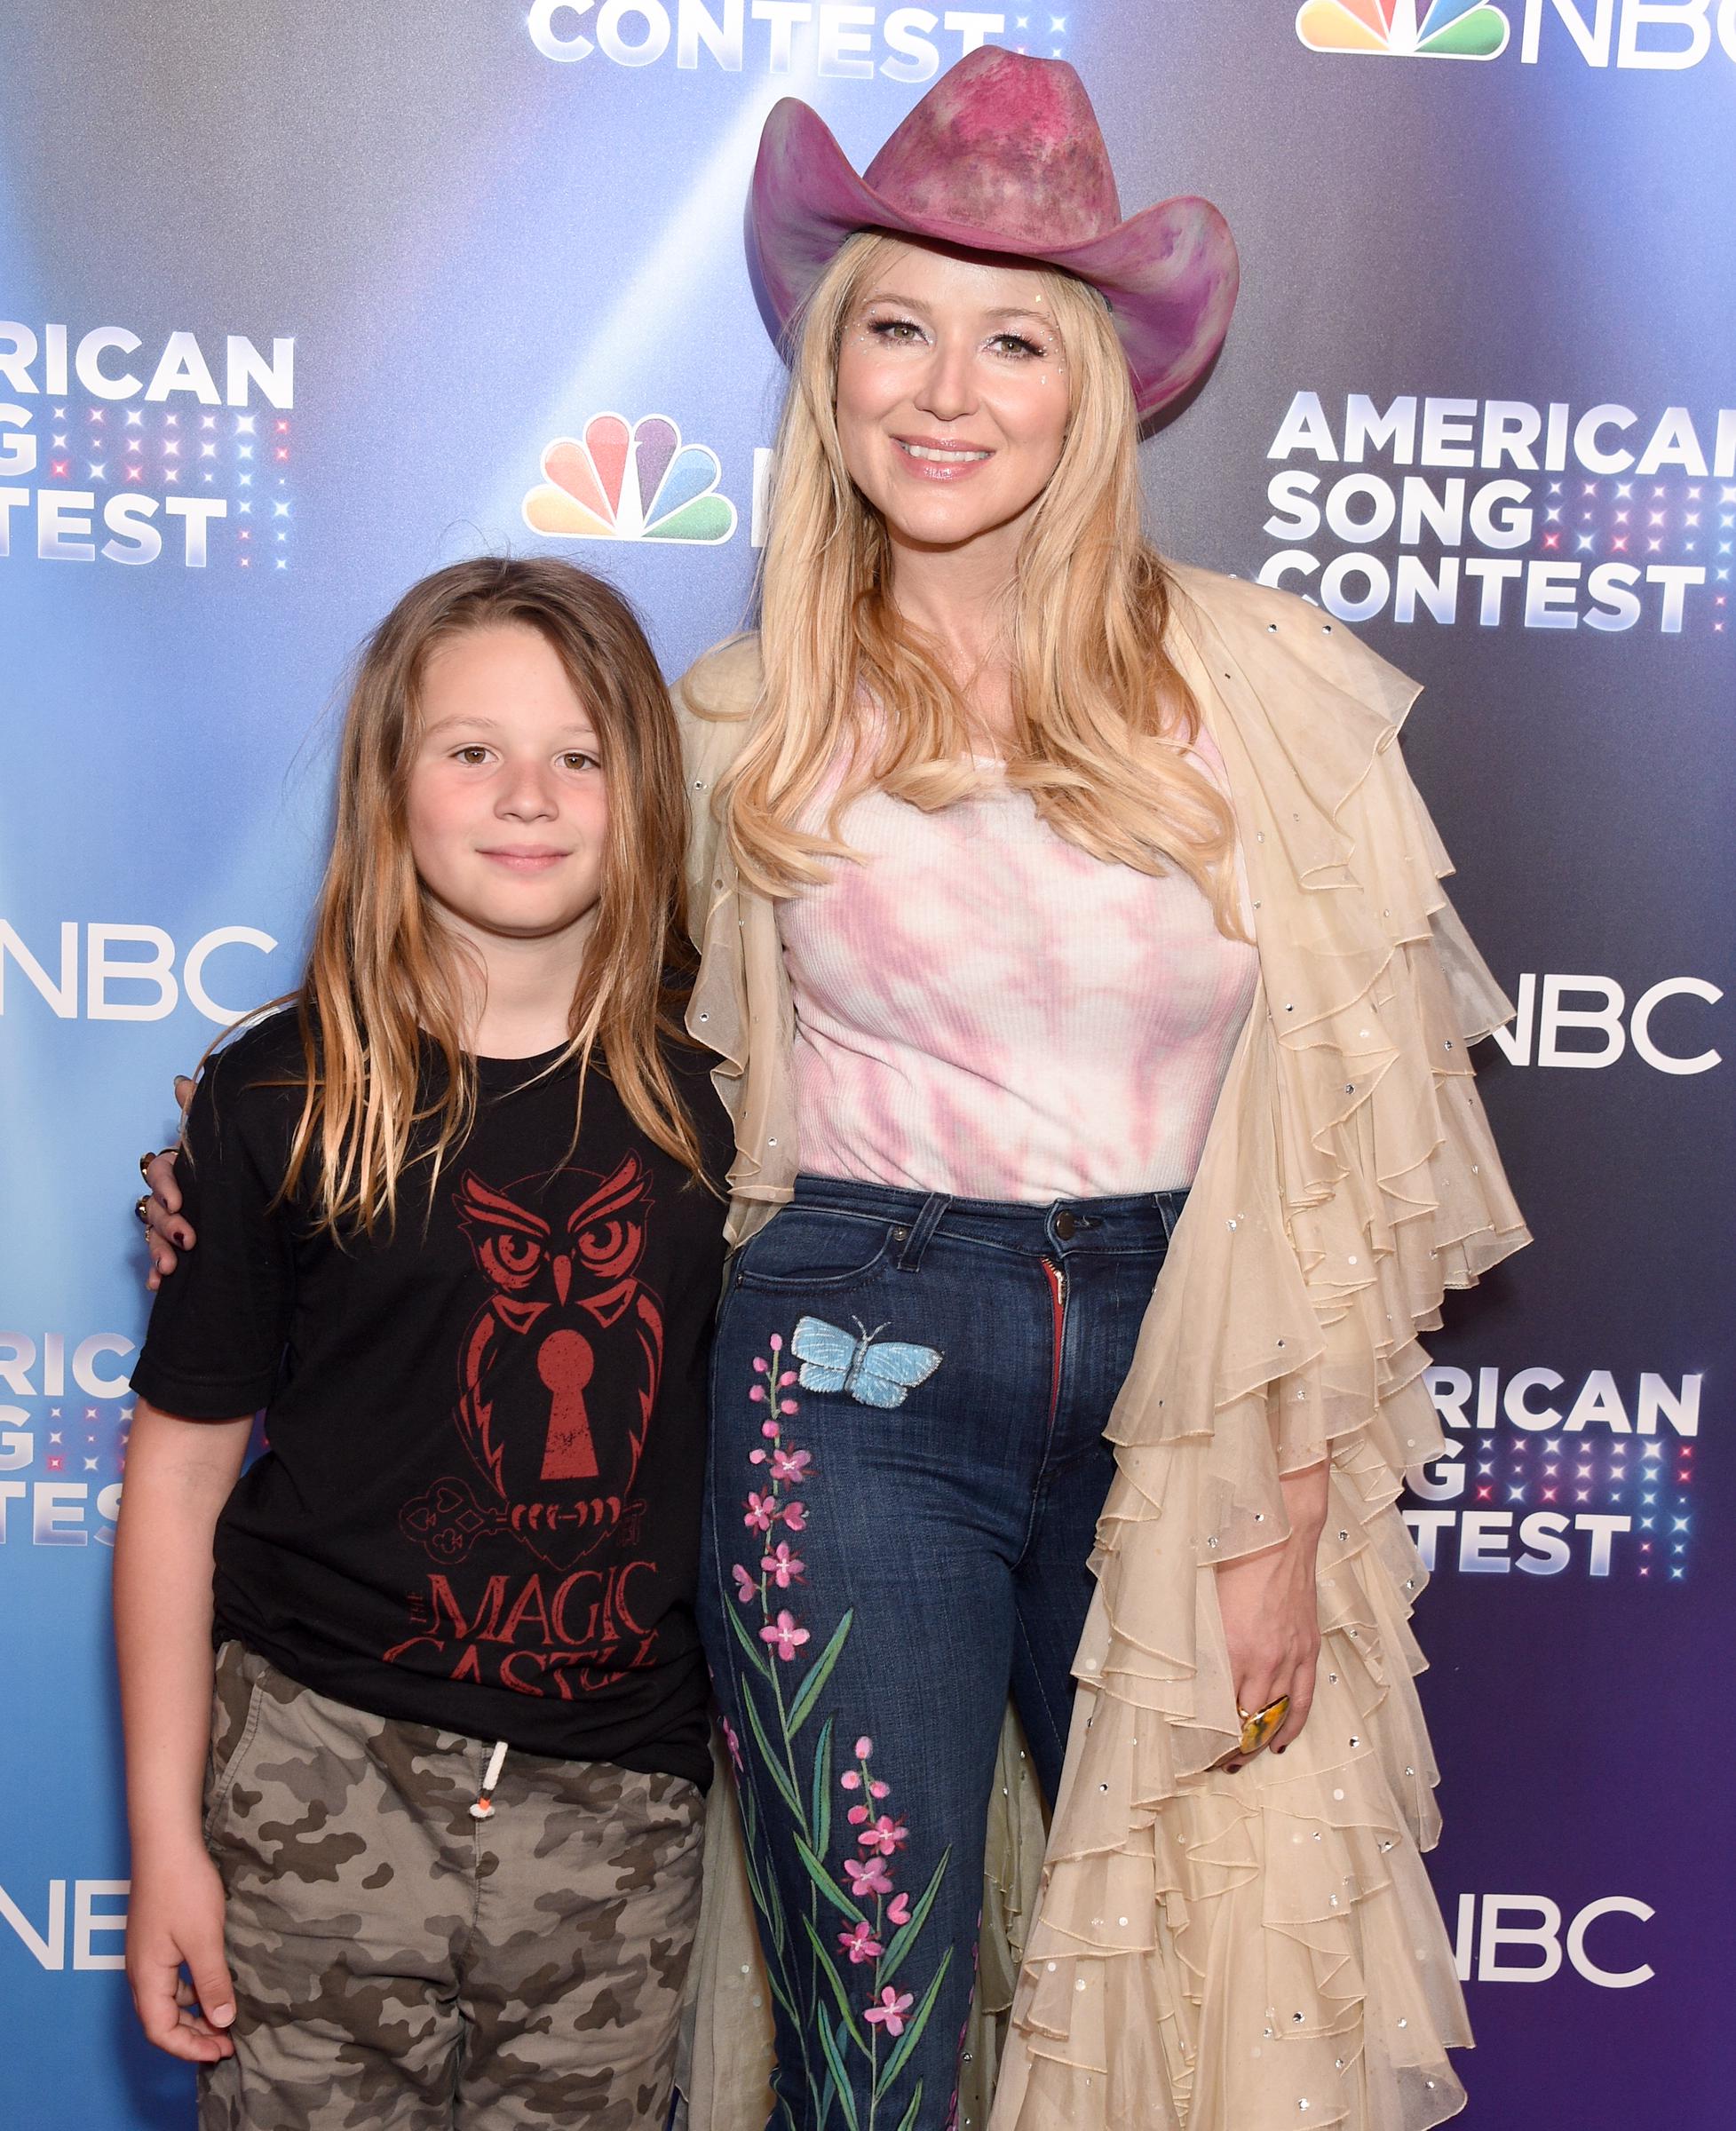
[1296,0,1510,59]
[522,413,737,545]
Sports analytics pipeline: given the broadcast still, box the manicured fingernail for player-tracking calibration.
[211,2004,234,2026]
[1274,1745,1288,1755]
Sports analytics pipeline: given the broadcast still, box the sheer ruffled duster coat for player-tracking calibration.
[671,562,1528,2131]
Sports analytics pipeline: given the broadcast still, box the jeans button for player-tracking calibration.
[1053,1209,1076,1240]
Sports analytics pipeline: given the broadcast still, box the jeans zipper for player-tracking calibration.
[1040,1258,1066,1427]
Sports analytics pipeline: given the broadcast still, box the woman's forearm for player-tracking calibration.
[1279,1455,1329,1541]
[1211,1458,1330,1758]
[113,1403,252,1851]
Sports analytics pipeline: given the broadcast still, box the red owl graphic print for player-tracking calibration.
[394,1154,670,1696]
[454,1154,664,1563]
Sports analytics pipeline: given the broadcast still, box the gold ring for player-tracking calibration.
[1235,1696,1290,1758]
[139,1151,157,1182]
[134,1193,152,1226]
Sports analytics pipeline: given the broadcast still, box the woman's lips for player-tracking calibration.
[892,434,995,481]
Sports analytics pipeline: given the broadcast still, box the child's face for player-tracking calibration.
[407,622,609,952]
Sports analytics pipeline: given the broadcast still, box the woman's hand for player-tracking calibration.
[141,1076,197,1288]
[125,1840,236,2062]
[1213,1460,1328,1770]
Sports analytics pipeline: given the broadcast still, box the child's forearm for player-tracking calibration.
[113,1402,253,1852]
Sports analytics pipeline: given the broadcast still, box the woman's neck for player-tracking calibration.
[887,524,1020,736]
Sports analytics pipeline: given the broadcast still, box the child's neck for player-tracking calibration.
[455,918,596,1061]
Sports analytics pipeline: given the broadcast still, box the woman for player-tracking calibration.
[142,46,1525,2131]
[675,45,1525,2131]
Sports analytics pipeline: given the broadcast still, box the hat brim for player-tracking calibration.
[747,97,1238,422]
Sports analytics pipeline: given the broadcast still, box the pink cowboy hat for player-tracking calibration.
[747,46,1238,420]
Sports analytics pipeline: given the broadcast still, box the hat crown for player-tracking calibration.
[862,48,1122,252]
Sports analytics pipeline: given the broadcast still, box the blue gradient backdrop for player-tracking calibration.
[1,4,1729,2123]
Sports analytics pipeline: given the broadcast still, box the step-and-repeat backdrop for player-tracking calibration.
[2,4,1729,2124]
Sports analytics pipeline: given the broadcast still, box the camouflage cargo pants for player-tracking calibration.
[198,1643,705,2130]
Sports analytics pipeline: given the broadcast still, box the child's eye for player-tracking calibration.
[559,751,600,772]
[452,745,492,765]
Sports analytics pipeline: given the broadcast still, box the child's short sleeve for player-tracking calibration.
[129,1037,298,1422]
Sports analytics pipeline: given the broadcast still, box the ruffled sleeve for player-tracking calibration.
[674,633,800,1243]
[991,567,1528,2131]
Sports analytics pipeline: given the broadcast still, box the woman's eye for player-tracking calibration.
[868,317,923,345]
[991,333,1045,360]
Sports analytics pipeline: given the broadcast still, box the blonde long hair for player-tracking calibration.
[267,558,703,1236]
[719,233,1242,935]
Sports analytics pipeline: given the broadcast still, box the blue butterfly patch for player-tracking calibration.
[790,1316,942,1409]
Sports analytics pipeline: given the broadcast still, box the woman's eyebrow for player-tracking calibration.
[858,293,1052,328]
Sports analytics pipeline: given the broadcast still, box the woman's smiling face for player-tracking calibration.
[833,239,1072,559]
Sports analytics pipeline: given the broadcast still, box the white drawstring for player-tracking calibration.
[470,1739,509,1820]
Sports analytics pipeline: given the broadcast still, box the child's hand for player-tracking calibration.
[139,1075,198,1290]
[125,1843,237,2062]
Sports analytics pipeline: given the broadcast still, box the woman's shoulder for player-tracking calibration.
[673,630,764,721]
[1162,559,1421,736]
[674,631,764,792]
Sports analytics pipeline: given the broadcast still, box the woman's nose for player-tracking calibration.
[914,338,978,424]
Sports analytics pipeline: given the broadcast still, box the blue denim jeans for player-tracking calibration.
[700,1175,1184,2131]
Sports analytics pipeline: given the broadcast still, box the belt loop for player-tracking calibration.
[894,1192,950,1271]
[1153,1189,1184,1243]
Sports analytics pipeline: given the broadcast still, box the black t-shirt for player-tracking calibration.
[131,1009,730,1785]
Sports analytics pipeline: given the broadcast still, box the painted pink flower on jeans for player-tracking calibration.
[732,1564,758,1604]
[844,1855,894,1898]
[857,1814,909,1857]
[720,1715,743,1772]
[744,1492,779,1532]
[761,1541,805,1588]
[886,1891,911,1927]
[837,1920,884,1965]
[864,1986,916,2035]
[759,1610,811,1661]
[781,1499,809,1533]
[769,1446,813,1484]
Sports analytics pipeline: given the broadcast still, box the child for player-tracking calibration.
[115,557,731,2129]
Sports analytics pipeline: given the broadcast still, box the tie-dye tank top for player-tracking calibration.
[778,731,1259,1200]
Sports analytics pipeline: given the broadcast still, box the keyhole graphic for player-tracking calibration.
[537,1327,598,1480]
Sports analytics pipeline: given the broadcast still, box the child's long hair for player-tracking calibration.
[717,232,1244,939]
[279,557,702,1237]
